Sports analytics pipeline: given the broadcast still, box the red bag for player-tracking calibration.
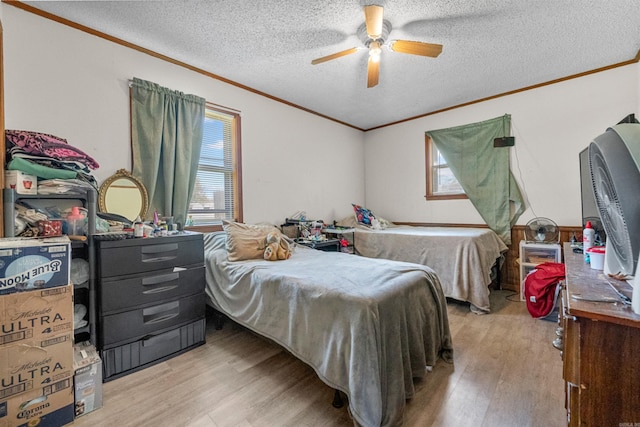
[524,262,565,318]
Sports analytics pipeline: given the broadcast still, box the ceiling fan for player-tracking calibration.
[311,4,443,88]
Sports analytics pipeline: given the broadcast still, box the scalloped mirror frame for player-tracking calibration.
[98,169,149,221]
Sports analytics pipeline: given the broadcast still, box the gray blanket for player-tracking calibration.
[349,224,508,313]
[203,232,453,427]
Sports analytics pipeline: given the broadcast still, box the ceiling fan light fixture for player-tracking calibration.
[310,5,443,88]
[369,41,382,62]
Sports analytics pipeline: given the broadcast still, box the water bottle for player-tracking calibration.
[133,216,144,238]
[583,221,595,263]
[66,206,84,236]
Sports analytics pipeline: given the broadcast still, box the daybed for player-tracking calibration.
[203,231,453,427]
[339,217,508,313]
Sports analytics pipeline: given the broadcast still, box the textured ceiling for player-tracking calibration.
[19,0,640,130]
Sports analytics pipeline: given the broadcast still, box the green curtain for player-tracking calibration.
[426,114,525,245]
[130,77,205,226]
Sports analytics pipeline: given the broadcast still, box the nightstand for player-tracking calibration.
[323,227,356,254]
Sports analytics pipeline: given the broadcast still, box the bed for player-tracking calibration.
[203,231,453,427]
[338,218,508,313]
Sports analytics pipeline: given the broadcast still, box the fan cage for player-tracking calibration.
[524,217,560,244]
[589,137,638,274]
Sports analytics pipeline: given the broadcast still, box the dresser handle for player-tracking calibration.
[142,244,179,254]
[141,329,180,347]
[143,272,180,285]
[143,301,180,324]
[142,273,180,294]
[142,255,178,263]
[141,244,179,263]
[143,285,179,295]
[144,312,179,325]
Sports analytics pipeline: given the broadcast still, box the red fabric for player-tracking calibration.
[524,262,565,318]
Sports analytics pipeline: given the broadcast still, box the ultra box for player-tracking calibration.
[0,377,74,427]
[0,333,74,402]
[0,284,73,346]
[0,237,71,295]
[73,341,102,417]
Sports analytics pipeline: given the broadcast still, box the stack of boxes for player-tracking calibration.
[0,237,75,427]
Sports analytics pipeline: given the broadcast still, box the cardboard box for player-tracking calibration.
[0,333,74,402]
[4,171,37,195]
[72,342,102,417]
[0,285,73,346]
[0,237,71,295]
[0,377,74,427]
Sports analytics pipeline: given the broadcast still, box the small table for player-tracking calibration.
[323,227,356,254]
[296,238,340,252]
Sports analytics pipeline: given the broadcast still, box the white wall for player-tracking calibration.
[1,6,365,225]
[363,64,639,226]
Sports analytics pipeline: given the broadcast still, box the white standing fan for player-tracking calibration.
[588,123,640,314]
[524,217,559,243]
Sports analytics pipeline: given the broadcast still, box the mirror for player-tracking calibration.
[98,169,149,221]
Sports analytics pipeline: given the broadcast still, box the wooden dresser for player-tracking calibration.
[560,243,640,426]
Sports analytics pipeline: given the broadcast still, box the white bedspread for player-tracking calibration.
[203,232,453,427]
[353,225,508,313]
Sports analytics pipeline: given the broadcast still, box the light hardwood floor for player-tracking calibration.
[72,290,566,427]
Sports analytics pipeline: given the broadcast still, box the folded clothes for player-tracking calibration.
[5,129,100,170]
[37,178,96,194]
[9,151,92,174]
[7,157,77,179]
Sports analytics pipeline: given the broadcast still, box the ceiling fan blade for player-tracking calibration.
[390,40,443,57]
[364,4,384,38]
[367,56,379,88]
[311,47,358,65]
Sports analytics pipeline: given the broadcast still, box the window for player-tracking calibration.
[425,135,467,200]
[187,105,242,226]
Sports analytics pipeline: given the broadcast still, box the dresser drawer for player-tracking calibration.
[100,265,204,314]
[102,318,205,381]
[100,292,205,348]
[97,233,204,277]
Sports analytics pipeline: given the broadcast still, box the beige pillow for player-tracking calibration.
[222,220,281,261]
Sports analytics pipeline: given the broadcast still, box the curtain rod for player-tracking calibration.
[127,79,241,114]
[206,101,242,114]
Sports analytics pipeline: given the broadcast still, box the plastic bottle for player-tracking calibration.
[583,221,595,263]
[67,206,84,236]
[133,216,144,238]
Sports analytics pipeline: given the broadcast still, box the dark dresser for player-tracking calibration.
[96,231,206,381]
[560,243,640,426]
